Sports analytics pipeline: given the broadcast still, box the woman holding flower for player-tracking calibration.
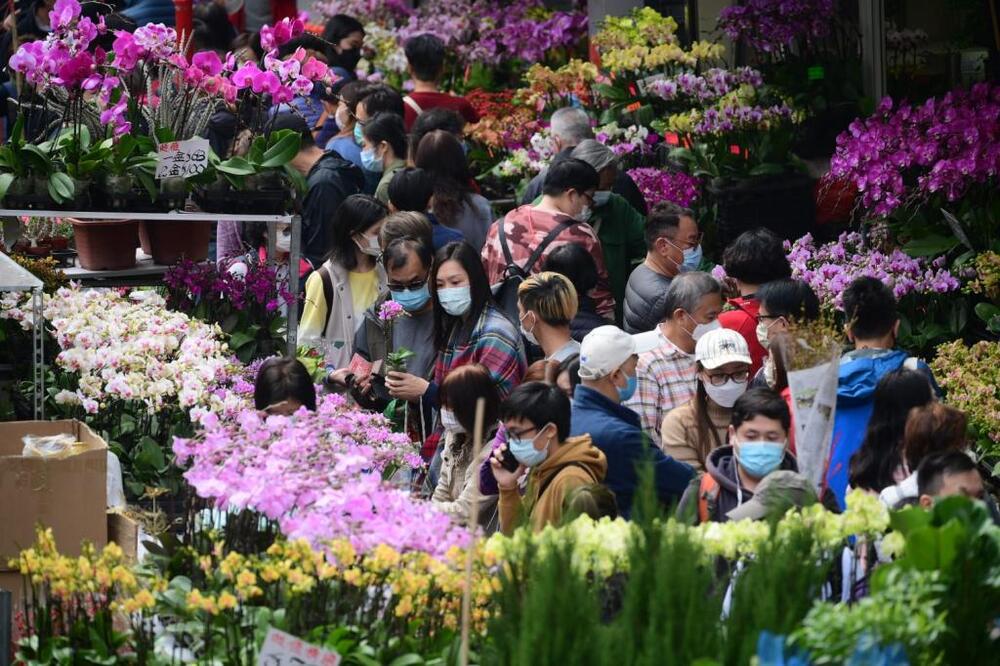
[300,194,388,371]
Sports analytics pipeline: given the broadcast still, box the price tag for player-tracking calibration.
[257,627,341,666]
[156,138,210,179]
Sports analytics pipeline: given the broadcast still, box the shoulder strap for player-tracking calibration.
[402,95,423,116]
[536,461,596,503]
[697,473,721,524]
[318,265,334,338]
[501,218,575,278]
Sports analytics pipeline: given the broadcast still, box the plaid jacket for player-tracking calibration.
[481,206,616,319]
[624,329,698,448]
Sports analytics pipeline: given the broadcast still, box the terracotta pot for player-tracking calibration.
[68,218,138,270]
[25,244,50,257]
[46,236,70,251]
[143,220,212,265]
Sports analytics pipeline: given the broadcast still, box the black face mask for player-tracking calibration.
[337,47,362,71]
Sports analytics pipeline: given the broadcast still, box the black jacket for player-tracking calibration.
[302,150,365,268]
[520,148,648,215]
[623,263,673,334]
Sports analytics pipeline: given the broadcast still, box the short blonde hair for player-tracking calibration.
[517,271,578,326]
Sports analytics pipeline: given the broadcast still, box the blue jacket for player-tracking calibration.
[827,349,937,508]
[570,385,693,517]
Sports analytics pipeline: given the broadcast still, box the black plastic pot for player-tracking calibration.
[707,172,816,251]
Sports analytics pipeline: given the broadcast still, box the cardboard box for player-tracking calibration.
[107,512,140,564]
[0,420,107,569]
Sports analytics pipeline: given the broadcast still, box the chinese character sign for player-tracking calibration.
[257,627,341,666]
[156,138,210,179]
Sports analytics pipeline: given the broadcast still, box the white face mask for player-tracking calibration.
[593,190,612,207]
[355,233,381,257]
[687,314,721,342]
[703,378,747,408]
[335,105,351,131]
[575,205,592,223]
[276,229,291,253]
[519,311,539,346]
[756,320,771,349]
[441,408,464,434]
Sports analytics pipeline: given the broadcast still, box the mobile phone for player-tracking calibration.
[499,445,520,473]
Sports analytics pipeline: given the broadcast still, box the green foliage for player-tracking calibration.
[791,568,947,665]
[876,498,1000,662]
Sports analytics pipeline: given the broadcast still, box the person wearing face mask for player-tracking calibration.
[677,388,797,524]
[661,329,752,472]
[481,159,617,321]
[361,112,408,205]
[537,140,646,326]
[623,203,703,334]
[491,382,607,535]
[300,195,388,371]
[431,363,501,529]
[387,241,526,464]
[749,278,821,390]
[624,271,724,448]
[717,228,792,377]
[322,14,365,80]
[570,325,693,516]
[516,272,581,363]
[317,80,372,168]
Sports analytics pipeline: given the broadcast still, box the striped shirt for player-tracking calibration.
[624,328,697,448]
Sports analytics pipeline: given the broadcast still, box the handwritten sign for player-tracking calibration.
[257,627,340,666]
[156,138,209,179]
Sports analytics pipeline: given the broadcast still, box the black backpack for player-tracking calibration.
[495,218,574,321]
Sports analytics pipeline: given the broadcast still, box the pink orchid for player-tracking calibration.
[111,31,144,71]
[192,50,223,77]
[272,84,295,104]
[221,81,238,105]
[50,0,81,33]
[250,70,281,95]
[9,41,43,73]
[231,62,261,89]
[302,56,328,81]
[289,76,313,96]
[56,51,95,88]
[200,75,223,95]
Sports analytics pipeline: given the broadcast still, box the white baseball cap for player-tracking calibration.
[579,325,661,380]
[695,328,751,370]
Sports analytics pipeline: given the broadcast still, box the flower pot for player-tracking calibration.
[707,173,816,251]
[45,236,70,251]
[246,170,283,191]
[69,218,138,270]
[142,220,212,265]
[7,176,32,198]
[71,177,91,207]
[25,244,50,257]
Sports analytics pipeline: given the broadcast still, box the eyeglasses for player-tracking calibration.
[704,370,750,386]
[387,276,428,291]
[506,425,540,440]
[756,314,783,324]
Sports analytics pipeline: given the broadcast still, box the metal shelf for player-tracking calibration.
[0,209,293,223]
[0,208,302,357]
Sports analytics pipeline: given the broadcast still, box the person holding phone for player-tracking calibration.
[490,382,607,535]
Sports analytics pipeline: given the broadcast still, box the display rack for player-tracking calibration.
[0,209,302,357]
[0,250,44,419]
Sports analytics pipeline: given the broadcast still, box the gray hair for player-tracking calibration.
[550,107,594,146]
[571,139,617,173]
[663,272,722,316]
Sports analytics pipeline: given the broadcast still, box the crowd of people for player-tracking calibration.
[14,0,988,589]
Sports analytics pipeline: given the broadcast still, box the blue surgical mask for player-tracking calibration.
[353,122,364,146]
[593,190,612,207]
[390,285,430,312]
[438,285,472,316]
[508,430,549,467]
[681,244,703,272]
[617,372,637,402]
[735,440,786,478]
[361,147,384,173]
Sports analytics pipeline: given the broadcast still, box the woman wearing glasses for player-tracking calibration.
[660,328,752,472]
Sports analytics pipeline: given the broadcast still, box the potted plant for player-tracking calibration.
[101,135,159,210]
[0,117,39,204]
[54,125,110,207]
[17,215,53,256]
[21,139,75,207]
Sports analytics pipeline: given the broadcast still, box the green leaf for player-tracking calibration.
[284,162,307,194]
[260,131,301,168]
[133,436,166,471]
[389,655,426,666]
[748,163,786,177]
[902,234,959,258]
[217,156,256,176]
[0,172,15,201]
[889,506,932,535]
[48,172,74,203]
[135,171,158,202]
[974,302,1000,323]
[229,331,255,350]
